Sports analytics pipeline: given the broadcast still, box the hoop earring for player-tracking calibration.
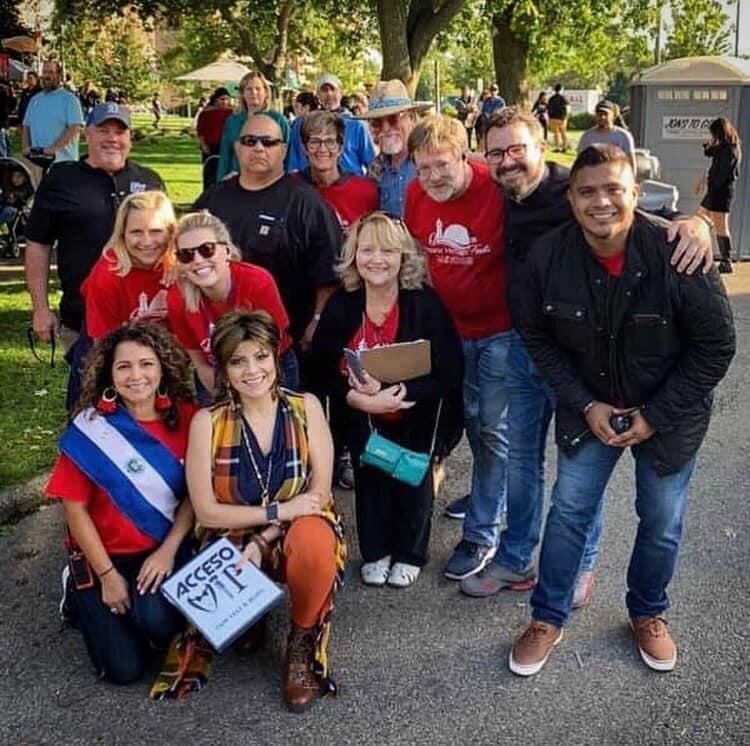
[96,387,118,415]
[154,385,172,412]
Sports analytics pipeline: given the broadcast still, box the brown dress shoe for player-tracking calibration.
[632,616,677,671]
[283,624,321,712]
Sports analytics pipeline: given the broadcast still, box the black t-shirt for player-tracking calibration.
[547,93,569,120]
[194,174,341,341]
[25,158,164,330]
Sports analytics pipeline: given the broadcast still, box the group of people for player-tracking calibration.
[19,63,740,709]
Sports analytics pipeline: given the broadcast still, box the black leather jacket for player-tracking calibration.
[516,214,735,474]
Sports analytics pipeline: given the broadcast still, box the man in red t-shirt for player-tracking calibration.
[404,115,511,581]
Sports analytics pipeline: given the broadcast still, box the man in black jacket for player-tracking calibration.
[508,145,735,677]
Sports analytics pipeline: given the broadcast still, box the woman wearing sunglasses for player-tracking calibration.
[311,212,463,588]
[166,210,296,399]
[81,191,176,341]
[216,71,288,181]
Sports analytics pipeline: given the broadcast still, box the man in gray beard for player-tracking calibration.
[360,79,431,217]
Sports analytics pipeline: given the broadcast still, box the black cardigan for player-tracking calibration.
[310,285,464,455]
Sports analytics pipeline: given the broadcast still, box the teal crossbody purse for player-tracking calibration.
[360,401,442,487]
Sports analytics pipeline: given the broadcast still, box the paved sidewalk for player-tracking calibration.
[1,273,749,745]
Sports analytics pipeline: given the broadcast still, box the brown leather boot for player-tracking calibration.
[283,624,321,712]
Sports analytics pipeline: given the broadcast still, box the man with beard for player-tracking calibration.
[405,115,511,580]
[21,60,84,163]
[25,103,165,351]
[508,145,734,675]
[460,107,714,604]
[194,113,341,359]
[361,79,432,217]
[577,100,636,171]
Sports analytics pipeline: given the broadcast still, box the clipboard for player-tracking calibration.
[359,339,431,383]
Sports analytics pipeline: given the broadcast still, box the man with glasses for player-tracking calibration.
[460,107,714,605]
[359,79,432,217]
[194,112,342,355]
[404,115,511,581]
[286,72,375,175]
[25,103,164,353]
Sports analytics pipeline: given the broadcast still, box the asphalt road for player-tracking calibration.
[1,283,748,746]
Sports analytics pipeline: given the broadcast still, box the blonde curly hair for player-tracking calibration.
[337,211,425,292]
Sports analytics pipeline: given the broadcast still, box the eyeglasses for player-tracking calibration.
[27,327,56,368]
[175,241,226,264]
[369,112,408,133]
[237,135,284,149]
[306,137,340,152]
[485,144,528,163]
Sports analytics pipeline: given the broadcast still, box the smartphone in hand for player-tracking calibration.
[344,348,367,384]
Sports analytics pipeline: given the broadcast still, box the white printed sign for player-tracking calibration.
[662,115,713,140]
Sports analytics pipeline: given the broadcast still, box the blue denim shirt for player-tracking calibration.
[370,155,416,218]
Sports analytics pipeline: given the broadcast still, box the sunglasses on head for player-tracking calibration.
[175,241,226,264]
[238,134,284,148]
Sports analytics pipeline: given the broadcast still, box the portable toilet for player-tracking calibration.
[630,56,750,259]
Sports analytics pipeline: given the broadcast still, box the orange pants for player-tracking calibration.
[283,516,337,628]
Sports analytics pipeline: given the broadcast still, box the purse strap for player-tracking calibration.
[368,398,443,458]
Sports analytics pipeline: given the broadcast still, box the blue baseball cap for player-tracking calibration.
[86,102,131,128]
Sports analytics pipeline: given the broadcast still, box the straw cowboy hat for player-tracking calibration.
[358,79,433,119]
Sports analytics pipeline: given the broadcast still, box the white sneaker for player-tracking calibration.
[361,556,392,586]
[387,562,421,588]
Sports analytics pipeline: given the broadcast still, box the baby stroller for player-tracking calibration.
[0,156,43,259]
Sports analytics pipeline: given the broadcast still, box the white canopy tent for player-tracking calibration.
[176,60,252,83]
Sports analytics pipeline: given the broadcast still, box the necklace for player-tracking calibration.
[240,416,273,504]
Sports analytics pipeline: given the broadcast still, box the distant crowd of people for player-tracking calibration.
[7,58,743,711]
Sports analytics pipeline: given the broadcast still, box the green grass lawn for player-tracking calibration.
[0,121,582,488]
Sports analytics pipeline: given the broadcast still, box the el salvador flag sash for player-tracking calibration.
[59,408,186,542]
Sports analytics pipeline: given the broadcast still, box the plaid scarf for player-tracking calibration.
[150,390,346,700]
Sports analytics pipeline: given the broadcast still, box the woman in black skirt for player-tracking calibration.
[697,117,741,274]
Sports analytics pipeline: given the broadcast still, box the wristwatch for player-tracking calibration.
[265,503,279,523]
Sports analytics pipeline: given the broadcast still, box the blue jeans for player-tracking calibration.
[461,331,511,547]
[496,333,603,573]
[531,438,695,628]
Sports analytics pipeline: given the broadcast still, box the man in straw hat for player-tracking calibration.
[359,79,432,217]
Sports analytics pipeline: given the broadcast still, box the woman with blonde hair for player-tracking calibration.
[216,71,288,180]
[152,311,345,711]
[311,212,463,588]
[166,210,296,399]
[81,190,176,340]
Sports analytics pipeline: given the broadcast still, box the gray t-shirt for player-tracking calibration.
[577,125,635,156]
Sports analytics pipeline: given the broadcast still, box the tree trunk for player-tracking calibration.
[491,5,531,107]
[377,0,414,89]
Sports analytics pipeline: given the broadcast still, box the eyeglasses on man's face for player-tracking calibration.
[238,134,284,149]
[485,143,528,163]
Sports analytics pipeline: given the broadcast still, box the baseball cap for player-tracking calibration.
[595,100,616,113]
[316,73,342,91]
[87,102,131,128]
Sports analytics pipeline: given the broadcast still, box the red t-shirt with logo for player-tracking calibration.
[314,174,379,236]
[405,160,510,339]
[167,261,292,364]
[46,401,198,555]
[82,249,169,339]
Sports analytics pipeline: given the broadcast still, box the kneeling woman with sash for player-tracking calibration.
[151,311,345,712]
[46,322,197,685]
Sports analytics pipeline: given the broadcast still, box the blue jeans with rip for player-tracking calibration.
[496,333,603,573]
[460,331,511,548]
[531,437,695,628]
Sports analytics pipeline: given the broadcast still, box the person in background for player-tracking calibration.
[697,117,741,274]
[361,79,432,218]
[349,92,368,117]
[577,100,635,171]
[0,78,16,157]
[151,92,163,130]
[152,311,345,711]
[455,85,478,150]
[312,213,463,588]
[286,73,375,175]
[47,322,197,685]
[531,91,549,142]
[481,84,506,119]
[81,191,176,341]
[16,70,41,126]
[166,210,296,397]
[547,83,570,152]
[217,71,286,180]
[21,59,84,163]
[196,86,233,189]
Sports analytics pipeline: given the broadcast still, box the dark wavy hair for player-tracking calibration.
[211,310,281,404]
[709,117,740,148]
[75,321,195,429]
